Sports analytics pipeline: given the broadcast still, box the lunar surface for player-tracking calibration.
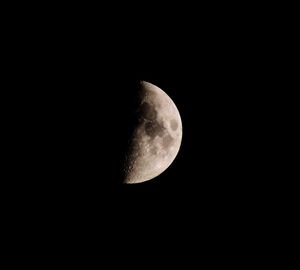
[124,81,182,184]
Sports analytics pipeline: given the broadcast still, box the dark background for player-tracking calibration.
[19,27,269,233]
[4,5,285,260]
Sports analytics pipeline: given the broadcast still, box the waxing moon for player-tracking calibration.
[123,81,182,184]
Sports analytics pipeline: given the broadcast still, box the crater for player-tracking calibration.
[145,121,165,138]
[139,102,157,120]
[170,119,178,131]
[162,134,174,149]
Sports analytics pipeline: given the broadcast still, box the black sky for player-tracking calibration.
[20,16,267,218]
[7,6,281,258]
[49,40,264,221]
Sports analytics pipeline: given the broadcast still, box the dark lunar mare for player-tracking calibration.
[139,102,157,120]
[145,121,165,138]
[138,100,166,140]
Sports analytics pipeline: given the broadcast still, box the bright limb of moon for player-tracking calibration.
[124,81,182,184]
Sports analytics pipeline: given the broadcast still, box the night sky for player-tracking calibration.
[8,6,279,260]
[25,27,266,226]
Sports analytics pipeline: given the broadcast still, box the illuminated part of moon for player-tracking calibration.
[124,81,182,184]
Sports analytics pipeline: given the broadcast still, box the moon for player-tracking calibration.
[123,81,182,184]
